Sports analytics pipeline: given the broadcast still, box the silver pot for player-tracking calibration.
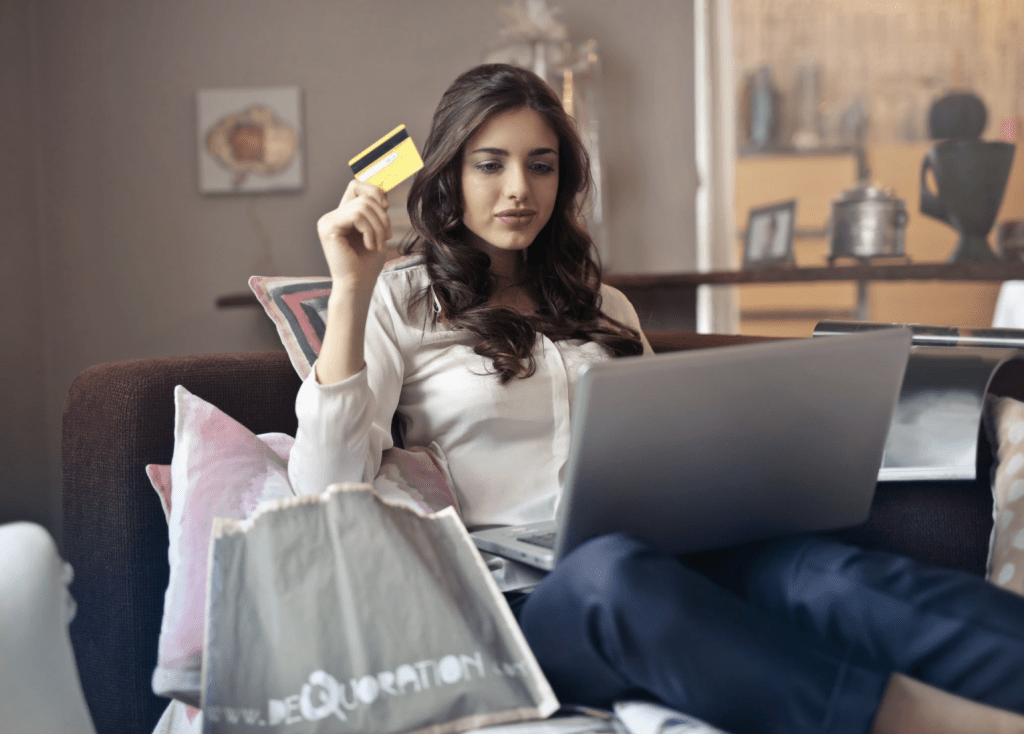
[828,183,908,261]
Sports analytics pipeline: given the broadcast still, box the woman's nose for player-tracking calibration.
[504,163,530,200]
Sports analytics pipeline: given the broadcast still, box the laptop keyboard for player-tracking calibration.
[517,531,557,549]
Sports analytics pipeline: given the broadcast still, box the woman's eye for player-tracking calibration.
[531,162,556,174]
[476,161,502,173]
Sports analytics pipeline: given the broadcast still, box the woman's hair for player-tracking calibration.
[402,63,643,382]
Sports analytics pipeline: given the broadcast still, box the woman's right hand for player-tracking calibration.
[316,179,392,290]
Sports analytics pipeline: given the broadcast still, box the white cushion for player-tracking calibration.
[982,394,1024,594]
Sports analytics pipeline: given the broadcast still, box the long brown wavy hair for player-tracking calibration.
[401,63,643,382]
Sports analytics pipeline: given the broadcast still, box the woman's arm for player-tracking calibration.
[288,180,402,496]
[314,180,392,384]
[288,280,406,496]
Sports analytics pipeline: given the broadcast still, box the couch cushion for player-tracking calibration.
[152,386,295,707]
[62,352,302,734]
[983,394,1024,593]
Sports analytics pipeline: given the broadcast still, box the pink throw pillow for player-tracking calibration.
[374,445,460,515]
[147,387,458,708]
[146,434,293,520]
[151,386,295,707]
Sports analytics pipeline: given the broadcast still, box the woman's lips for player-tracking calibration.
[495,209,537,227]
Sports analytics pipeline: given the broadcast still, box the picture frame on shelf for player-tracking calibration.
[743,199,797,269]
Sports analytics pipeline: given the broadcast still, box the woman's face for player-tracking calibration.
[460,107,560,267]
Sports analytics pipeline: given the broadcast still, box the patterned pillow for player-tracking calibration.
[248,275,332,380]
[249,255,420,380]
[982,394,1024,594]
[150,386,295,708]
[146,434,294,521]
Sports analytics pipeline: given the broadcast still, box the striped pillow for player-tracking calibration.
[248,256,420,380]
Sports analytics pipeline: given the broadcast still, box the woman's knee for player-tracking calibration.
[543,533,663,610]
[523,532,710,656]
[517,534,661,706]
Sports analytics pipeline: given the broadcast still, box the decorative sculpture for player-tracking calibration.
[920,93,1015,262]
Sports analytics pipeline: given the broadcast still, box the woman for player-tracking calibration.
[290,63,1024,734]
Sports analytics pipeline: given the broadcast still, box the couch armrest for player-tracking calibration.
[62,351,301,734]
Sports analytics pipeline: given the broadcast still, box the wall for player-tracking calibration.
[7,0,696,543]
[0,0,49,530]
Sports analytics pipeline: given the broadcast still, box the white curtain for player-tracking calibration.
[694,0,739,334]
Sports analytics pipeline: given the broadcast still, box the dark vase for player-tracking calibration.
[928,92,988,140]
[920,139,1015,262]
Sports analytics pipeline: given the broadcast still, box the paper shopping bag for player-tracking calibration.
[201,483,558,734]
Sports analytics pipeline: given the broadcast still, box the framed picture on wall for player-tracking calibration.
[197,86,304,194]
[743,200,796,269]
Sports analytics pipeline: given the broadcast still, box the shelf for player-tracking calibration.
[606,261,1024,287]
[607,261,1024,326]
[738,146,858,159]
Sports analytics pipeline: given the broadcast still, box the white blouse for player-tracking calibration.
[288,256,652,531]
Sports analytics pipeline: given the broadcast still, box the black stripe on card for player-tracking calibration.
[350,127,410,175]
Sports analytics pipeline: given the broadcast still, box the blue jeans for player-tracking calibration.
[509,533,1024,734]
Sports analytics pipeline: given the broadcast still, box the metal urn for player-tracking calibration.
[828,182,908,262]
[828,147,908,263]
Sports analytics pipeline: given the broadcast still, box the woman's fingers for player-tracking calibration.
[353,211,384,252]
[315,181,394,281]
[340,179,390,211]
[353,196,392,246]
[319,193,391,250]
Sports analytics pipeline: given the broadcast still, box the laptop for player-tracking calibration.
[471,327,912,571]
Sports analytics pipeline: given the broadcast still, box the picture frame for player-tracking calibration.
[197,86,304,194]
[743,200,797,269]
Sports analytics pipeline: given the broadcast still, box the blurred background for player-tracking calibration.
[729,0,1024,338]
[3,0,1023,545]
[1,0,697,544]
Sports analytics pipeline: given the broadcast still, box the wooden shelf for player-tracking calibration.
[737,146,858,159]
[606,261,1024,287]
[606,261,1024,329]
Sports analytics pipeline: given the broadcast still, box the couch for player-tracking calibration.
[61,332,997,734]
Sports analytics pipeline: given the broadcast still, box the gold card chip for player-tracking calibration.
[348,124,424,192]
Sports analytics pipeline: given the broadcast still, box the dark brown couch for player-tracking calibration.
[61,333,996,733]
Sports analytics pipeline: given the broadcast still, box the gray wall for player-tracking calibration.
[3,0,696,545]
[1,0,49,532]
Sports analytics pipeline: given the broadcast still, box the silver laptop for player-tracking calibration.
[471,328,912,571]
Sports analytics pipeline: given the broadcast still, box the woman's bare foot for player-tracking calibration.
[872,673,1024,734]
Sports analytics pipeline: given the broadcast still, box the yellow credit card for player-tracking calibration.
[348,124,424,192]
